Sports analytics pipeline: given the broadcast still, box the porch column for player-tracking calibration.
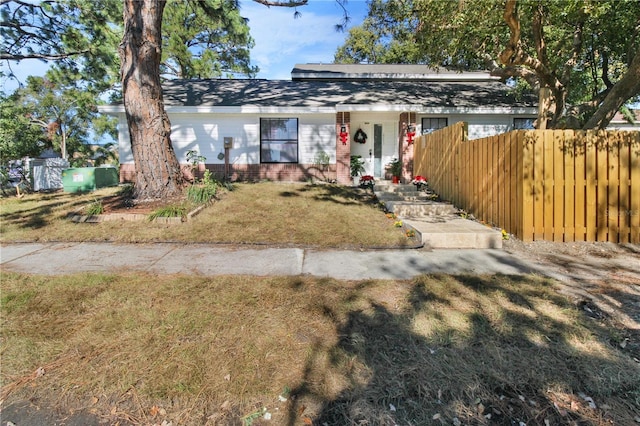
[336,112,351,184]
[398,112,418,183]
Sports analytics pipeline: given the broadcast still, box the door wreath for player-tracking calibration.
[354,128,368,144]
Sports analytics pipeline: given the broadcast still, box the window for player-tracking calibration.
[421,117,448,134]
[260,118,298,163]
[513,118,535,129]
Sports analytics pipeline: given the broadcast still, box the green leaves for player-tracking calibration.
[335,0,640,128]
[0,94,45,164]
[160,0,257,79]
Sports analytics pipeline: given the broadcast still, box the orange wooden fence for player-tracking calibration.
[413,122,640,243]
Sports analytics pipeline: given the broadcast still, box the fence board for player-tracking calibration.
[608,134,621,242]
[542,131,554,240]
[531,132,543,240]
[497,134,505,229]
[552,131,564,241]
[503,134,511,232]
[521,132,535,241]
[573,133,586,241]
[596,132,609,241]
[412,125,638,242]
[563,130,576,242]
[618,132,630,243]
[631,131,640,243]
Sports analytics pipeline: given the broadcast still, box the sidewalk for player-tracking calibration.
[1,242,542,280]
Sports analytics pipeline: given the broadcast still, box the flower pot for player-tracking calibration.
[353,176,360,186]
[392,176,400,184]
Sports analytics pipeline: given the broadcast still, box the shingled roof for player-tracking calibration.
[160,78,536,110]
[291,63,499,82]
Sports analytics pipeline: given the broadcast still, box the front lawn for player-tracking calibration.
[0,182,411,248]
[1,272,638,425]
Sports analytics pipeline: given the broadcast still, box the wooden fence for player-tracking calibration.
[413,122,640,243]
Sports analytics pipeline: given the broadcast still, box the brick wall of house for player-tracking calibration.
[336,112,351,184]
[398,111,416,183]
[119,163,338,184]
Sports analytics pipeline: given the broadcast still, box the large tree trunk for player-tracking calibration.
[119,0,184,200]
[583,48,640,130]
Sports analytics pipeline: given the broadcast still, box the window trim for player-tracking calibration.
[513,117,536,130]
[260,118,299,164]
[421,117,448,134]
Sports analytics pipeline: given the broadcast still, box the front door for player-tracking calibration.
[373,124,383,177]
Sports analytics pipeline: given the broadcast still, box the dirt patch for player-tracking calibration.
[99,193,186,215]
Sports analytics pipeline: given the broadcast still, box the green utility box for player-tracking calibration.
[62,167,118,192]
[94,167,118,188]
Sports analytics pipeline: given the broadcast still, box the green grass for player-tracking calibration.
[1,272,638,425]
[0,183,412,248]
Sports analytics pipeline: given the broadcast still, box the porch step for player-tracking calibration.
[374,182,416,193]
[379,200,458,217]
[373,181,503,249]
[404,217,503,249]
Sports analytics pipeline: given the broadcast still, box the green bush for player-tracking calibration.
[85,199,104,216]
[187,169,219,204]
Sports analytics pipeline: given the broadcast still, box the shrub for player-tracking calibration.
[187,170,219,204]
[148,205,187,221]
[85,199,104,216]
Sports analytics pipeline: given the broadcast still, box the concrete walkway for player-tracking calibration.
[1,242,543,280]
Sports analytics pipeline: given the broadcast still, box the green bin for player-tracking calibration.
[62,167,118,192]
[62,168,95,192]
[94,167,118,188]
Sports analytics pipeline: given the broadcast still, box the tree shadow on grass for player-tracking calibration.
[286,274,640,425]
[293,183,378,207]
[1,192,88,230]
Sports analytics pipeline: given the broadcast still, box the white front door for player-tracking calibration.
[366,122,397,178]
[349,117,398,178]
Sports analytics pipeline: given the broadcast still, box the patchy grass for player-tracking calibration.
[1,272,638,425]
[0,183,411,248]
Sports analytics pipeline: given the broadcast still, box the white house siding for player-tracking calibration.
[118,112,337,166]
[117,113,133,164]
[415,113,536,140]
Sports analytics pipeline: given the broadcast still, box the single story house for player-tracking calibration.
[101,64,539,184]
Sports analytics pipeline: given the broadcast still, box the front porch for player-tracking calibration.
[336,111,416,185]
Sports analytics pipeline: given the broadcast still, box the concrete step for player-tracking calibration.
[381,200,458,217]
[404,217,503,249]
[375,192,435,202]
[374,181,503,249]
[374,183,417,193]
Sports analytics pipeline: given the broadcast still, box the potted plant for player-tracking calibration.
[387,158,402,183]
[350,155,365,185]
[359,175,375,190]
[411,175,428,191]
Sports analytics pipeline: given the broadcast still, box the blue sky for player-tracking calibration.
[1,0,368,93]
[241,0,369,79]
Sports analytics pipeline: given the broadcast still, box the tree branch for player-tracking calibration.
[1,50,90,61]
[532,3,547,69]
[601,51,613,89]
[252,0,307,7]
[584,47,640,129]
[560,14,584,86]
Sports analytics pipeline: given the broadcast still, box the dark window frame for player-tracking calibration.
[513,118,535,130]
[421,117,448,134]
[260,118,299,164]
